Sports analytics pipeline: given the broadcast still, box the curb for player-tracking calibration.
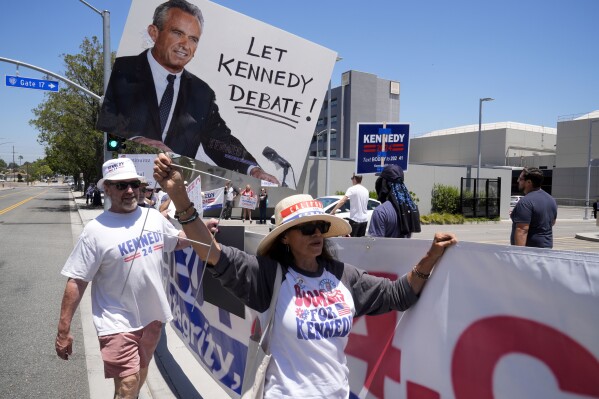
[575,232,599,243]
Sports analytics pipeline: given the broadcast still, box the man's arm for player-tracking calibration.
[367,208,386,237]
[56,278,88,360]
[329,196,348,215]
[513,223,529,246]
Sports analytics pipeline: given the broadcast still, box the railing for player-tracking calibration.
[554,198,594,207]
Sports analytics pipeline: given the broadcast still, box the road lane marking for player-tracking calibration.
[0,190,49,215]
[0,187,40,199]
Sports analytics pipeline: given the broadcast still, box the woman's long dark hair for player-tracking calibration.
[266,233,337,266]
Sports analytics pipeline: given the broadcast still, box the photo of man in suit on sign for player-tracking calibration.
[97,0,279,184]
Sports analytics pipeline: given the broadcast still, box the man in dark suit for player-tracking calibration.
[97,0,278,184]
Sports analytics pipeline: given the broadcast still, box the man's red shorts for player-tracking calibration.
[98,320,163,378]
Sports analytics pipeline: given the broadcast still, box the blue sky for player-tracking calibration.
[1,0,597,164]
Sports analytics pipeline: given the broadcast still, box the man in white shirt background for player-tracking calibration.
[329,174,369,237]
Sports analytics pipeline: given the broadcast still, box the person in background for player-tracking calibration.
[510,167,558,248]
[223,181,237,220]
[592,198,598,219]
[143,184,158,208]
[240,184,255,223]
[138,177,150,207]
[55,158,189,399]
[153,153,458,399]
[329,174,369,237]
[259,187,268,224]
[369,164,418,238]
[85,183,95,206]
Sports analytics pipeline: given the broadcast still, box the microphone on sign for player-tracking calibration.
[262,146,291,168]
[262,146,291,187]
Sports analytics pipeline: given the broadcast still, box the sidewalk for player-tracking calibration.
[70,193,237,399]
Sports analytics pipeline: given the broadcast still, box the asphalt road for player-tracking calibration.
[0,185,89,399]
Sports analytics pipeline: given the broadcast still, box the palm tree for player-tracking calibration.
[18,155,23,167]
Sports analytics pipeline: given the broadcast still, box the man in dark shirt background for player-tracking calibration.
[510,167,557,248]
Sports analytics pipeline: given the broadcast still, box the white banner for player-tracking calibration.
[166,238,599,398]
[202,187,224,211]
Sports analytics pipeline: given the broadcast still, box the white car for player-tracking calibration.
[510,195,523,207]
[270,195,381,232]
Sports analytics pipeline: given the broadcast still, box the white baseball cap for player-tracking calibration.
[97,158,143,189]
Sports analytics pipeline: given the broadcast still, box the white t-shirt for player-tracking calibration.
[345,184,369,223]
[265,267,355,399]
[225,186,235,202]
[61,207,179,336]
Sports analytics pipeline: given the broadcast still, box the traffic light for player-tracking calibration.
[106,134,126,152]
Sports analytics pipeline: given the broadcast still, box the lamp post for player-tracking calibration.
[584,119,599,220]
[315,128,336,158]
[325,57,343,196]
[79,0,111,162]
[476,97,494,181]
[325,81,332,195]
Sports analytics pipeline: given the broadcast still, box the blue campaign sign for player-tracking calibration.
[355,123,410,174]
[5,75,59,92]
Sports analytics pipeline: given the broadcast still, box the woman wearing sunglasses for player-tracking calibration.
[154,153,457,399]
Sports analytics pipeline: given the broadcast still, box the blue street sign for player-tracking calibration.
[5,75,59,92]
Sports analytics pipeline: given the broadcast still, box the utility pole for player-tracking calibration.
[12,146,15,181]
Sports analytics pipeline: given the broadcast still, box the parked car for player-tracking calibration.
[510,195,523,207]
[269,195,381,232]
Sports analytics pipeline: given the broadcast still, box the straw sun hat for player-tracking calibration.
[256,194,351,256]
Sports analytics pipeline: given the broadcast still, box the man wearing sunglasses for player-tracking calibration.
[55,158,189,399]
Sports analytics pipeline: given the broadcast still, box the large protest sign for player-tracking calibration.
[100,0,337,189]
[165,236,599,398]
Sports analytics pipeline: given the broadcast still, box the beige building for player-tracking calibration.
[409,122,557,169]
[552,111,599,204]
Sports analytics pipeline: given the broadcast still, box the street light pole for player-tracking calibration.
[325,81,332,195]
[79,0,111,162]
[315,128,336,159]
[477,97,494,181]
[584,119,599,220]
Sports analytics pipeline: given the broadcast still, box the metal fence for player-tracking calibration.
[460,177,501,218]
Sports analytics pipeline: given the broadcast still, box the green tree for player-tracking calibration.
[0,159,6,169]
[31,36,107,186]
[27,159,54,182]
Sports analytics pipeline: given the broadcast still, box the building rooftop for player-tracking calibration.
[574,110,599,120]
[420,122,557,138]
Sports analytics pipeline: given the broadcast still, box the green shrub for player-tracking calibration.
[431,184,460,214]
